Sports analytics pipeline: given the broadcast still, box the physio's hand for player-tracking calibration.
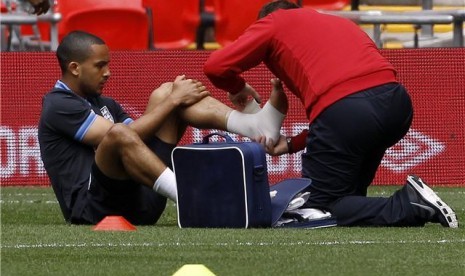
[228,83,261,111]
[256,135,288,156]
[27,0,50,15]
[170,75,210,107]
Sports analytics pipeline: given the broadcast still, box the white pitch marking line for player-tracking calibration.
[0,200,58,204]
[3,239,465,249]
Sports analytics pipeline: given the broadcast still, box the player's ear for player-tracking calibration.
[68,61,80,76]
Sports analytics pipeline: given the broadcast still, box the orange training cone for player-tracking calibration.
[92,216,137,231]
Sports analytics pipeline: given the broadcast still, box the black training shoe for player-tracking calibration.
[406,175,458,228]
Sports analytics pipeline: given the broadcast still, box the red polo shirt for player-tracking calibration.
[204,8,397,123]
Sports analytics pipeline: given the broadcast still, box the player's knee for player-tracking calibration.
[105,123,139,147]
[149,82,172,104]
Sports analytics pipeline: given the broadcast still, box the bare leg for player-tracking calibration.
[95,78,290,183]
[180,78,289,131]
[92,79,289,201]
[95,124,167,187]
[145,82,187,144]
[94,84,226,184]
[141,78,289,145]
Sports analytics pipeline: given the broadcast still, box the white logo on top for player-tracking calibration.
[100,106,114,123]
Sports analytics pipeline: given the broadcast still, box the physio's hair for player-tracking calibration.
[258,0,300,19]
[56,31,106,74]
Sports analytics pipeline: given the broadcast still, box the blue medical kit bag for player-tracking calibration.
[172,132,271,228]
[172,132,337,229]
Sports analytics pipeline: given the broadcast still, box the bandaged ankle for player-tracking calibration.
[242,99,261,114]
[260,101,286,134]
[226,101,285,144]
[153,168,177,202]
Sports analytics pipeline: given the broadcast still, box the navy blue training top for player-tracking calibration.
[38,81,132,221]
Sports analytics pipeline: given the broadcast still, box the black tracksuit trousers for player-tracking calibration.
[302,82,424,226]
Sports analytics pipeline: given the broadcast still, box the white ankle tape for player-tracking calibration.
[257,101,285,143]
[242,99,261,114]
[227,101,285,144]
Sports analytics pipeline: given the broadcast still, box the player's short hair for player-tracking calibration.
[56,31,106,74]
[258,0,300,19]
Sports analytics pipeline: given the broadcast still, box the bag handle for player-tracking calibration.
[202,132,235,144]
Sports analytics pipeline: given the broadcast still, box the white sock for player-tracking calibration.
[227,101,285,144]
[153,168,177,202]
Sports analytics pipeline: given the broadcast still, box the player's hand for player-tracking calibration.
[170,75,210,107]
[255,135,288,156]
[153,82,173,94]
[228,83,261,111]
[27,0,50,15]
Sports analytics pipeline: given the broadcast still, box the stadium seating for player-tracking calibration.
[212,0,270,47]
[2,0,50,42]
[56,0,149,50]
[211,0,349,47]
[197,0,215,49]
[143,0,200,49]
[20,22,51,43]
[297,0,350,10]
[18,0,56,43]
[1,1,53,51]
[1,1,7,13]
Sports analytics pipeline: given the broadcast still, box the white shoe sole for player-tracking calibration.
[407,175,458,228]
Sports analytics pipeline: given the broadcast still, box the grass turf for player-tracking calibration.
[1,186,464,276]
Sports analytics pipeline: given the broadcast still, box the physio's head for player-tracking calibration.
[56,31,110,97]
[258,0,300,19]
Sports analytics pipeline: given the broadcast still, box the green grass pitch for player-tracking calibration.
[1,186,464,276]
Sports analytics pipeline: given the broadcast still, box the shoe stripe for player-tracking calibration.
[410,202,436,217]
[407,175,458,228]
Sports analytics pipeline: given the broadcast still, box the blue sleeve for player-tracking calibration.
[122,118,134,125]
[74,112,97,141]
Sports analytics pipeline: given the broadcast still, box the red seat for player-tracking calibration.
[21,22,51,42]
[1,1,8,13]
[56,0,149,50]
[143,0,200,49]
[213,0,270,47]
[298,0,350,10]
[3,2,53,50]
